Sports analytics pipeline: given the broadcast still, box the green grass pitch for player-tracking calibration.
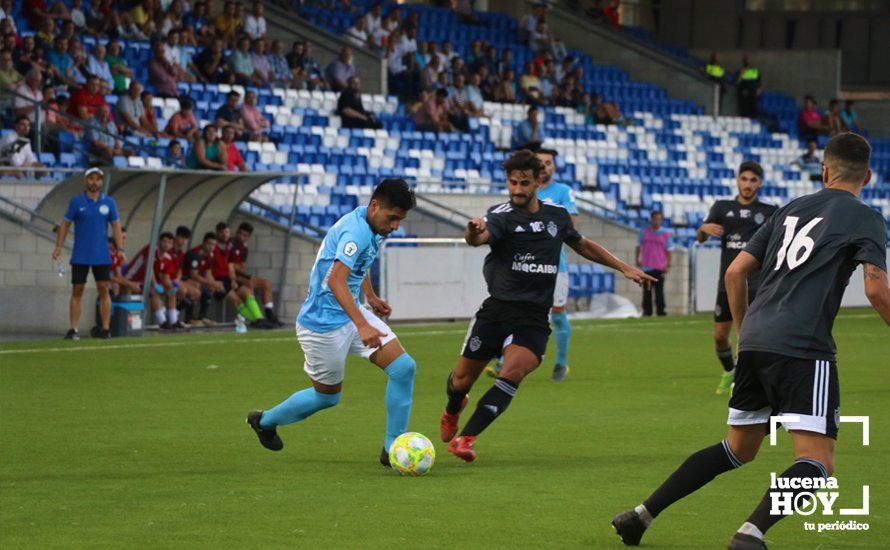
[1,310,887,548]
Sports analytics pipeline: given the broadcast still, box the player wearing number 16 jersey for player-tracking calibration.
[612,133,890,549]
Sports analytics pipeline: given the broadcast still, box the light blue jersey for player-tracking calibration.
[537,182,579,273]
[297,206,382,332]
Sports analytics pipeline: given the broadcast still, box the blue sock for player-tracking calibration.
[384,353,416,451]
[552,311,571,367]
[260,388,341,428]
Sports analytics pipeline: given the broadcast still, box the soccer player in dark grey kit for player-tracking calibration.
[612,133,890,549]
[440,150,657,462]
[697,161,777,395]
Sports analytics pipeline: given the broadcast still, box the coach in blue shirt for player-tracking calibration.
[53,167,123,340]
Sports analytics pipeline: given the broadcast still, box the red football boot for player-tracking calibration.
[447,435,477,462]
[440,395,468,442]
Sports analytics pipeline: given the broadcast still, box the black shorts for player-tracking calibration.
[728,351,840,438]
[71,264,111,285]
[714,288,756,323]
[460,298,551,362]
[213,275,232,300]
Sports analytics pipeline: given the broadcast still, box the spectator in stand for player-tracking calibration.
[398,27,418,58]
[221,125,247,171]
[48,36,77,88]
[495,47,513,76]
[0,116,43,177]
[216,90,248,139]
[495,68,517,103]
[794,140,822,182]
[554,55,573,82]
[591,92,626,125]
[23,0,71,29]
[13,69,44,124]
[824,98,847,136]
[42,84,72,144]
[447,56,466,86]
[420,54,441,92]
[185,1,214,45]
[245,1,267,41]
[403,11,421,35]
[465,72,484,115]
[325,47,356,93]
[268,39,298,88]
[465,41,486,74]
[162,1,195,45]
[149,41,181,98]
[413,88,452,133]
[86,43,113,94]
[0,48,22,100]
[250,39,273,84]
[519,61,543,105]
[529,19,554,54]
[124,0,157,39]
[636,210,671,317]
[68,75,106,121]
[346,16,369,49]
[193,37,234,84]
[512,105,545,149]
[167,139,186,167]
[105,40,132,94]
[736,53,761,119]
[454,0,480,24]
[477,65,496,101]
[537,63,555,105]
[797,94,828,141]
[447,72,480,127]
[336,76,381,130]
[214,1,239,46]
[164,30,195,83]
[139,90,164,138]
[229,35,263,86]
[379,8,402,45]
[241,90,269,142]
[14,35,41,76]
[519,3,548,44]
[287,40,326,90]
[186,123,227,170]
[68,39,90,87]
[85,0,123,38]
[87,104,132,164]
[115,81,148,136]
[840,100,859,133]
[36,19,57,51]
[413,41,430,69]
[437,40,456,68]
[165,96,200,143]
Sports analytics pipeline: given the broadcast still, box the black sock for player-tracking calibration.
[180,298,193,322]
[746,458,827,535]
[445,372,468,414]
[717,348,735,372]
[460,377,517,437]
[643,439,742,518]
[199,291,211,319]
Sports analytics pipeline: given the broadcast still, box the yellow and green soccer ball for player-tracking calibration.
[388,432,435,476]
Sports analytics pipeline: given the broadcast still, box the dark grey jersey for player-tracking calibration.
[739,188,888,361]
[704,198,778,291]
[482,201,582,311]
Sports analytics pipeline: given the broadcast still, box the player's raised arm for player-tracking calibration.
[864,263,890,325]
[567,237,658,287]
[465,216,490,246]
[725,251,761,332]
[328,260,386,348]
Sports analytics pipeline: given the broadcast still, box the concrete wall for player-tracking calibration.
[852,100,890,139]
[0,181,57,213]
[691,49,841,105]
[489,1,720,115]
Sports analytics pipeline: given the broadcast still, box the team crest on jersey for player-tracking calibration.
[755,212,765,224]
[99,204,109,215]
[344,242,358,256]
[469,336,482,352]
[547,221,558,237]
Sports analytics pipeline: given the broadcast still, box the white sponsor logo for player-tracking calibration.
[741,209,751,218]
[514,253,536,262]
[512,261,558,274]
[99,204,110,216]
[344,242,358,256]
[547,221,558,237]
[725,241,748,250]
[515,225,525,232]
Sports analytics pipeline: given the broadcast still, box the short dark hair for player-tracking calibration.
[435,88,448,99]
[828,98,839,108]
[203,231,217,242]
[216,221,228,232]
[140,90,152,100]
[227,90,240,99]
[804,94,816,103]
[159,231,175,240]
[503,149,544,179]
[824,132,871,183]
[738,160,763,180]
[651,210,663,219]
[371,178,416,211]
[535,146,558,158]
[179,96,193,110]
[14,115,29,125]
[237,222,254,234]
[175,225,191,238]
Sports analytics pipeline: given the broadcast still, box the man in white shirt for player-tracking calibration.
[244,1,267,41]
[0,116,43,176]
[14,69,44,124]
[345,17,369,49]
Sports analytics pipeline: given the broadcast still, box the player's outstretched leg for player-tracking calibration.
[247,387,341,451]
[441,358,486,443]
[612,426,762,546]
[551,309,571,381]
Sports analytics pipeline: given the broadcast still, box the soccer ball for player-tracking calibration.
[388,432,435,476]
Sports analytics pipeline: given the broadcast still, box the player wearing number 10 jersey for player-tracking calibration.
[612,133,890,549]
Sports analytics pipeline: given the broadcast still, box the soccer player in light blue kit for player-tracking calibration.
[247,179,418,467]
[485,146,578,381]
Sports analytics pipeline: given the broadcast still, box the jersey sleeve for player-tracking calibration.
[334,230,370,269]
[483,207,508,244]
[563,187,579,216]
[63,197,77,222]
[851,211,888,271]
[563,210,582,244]
[107,198,119,223]
[703,202,722,224]
[743,213,776,263]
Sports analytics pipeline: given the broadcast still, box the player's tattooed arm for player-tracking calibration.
[863,263,890,326]
[465,217,489,246]
[567,238,658,287]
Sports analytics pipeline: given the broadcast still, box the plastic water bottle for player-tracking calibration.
[54,261,66,278]
[235,314,247,334]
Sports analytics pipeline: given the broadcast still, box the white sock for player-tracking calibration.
[634,504,653,527]
[169,308,179,324]
[264,302,273,310]
[737,522,763,540]
[155,309,167,325]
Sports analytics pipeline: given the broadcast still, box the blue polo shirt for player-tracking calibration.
[64,192,119,266]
